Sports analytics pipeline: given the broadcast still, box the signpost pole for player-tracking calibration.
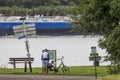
[94,55,97,79]
[20,17,32,72]
[89,46,100,80]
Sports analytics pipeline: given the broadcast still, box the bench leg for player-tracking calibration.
[13,60,16,69]
[28,60,32,72]
[24,60,27,72]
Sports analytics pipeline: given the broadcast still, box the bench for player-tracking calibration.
[9,57,34,69]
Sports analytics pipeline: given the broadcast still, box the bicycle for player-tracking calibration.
[48,56,70,74]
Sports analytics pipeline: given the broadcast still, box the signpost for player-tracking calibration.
[89,46,101,80]
[13,17,36,72]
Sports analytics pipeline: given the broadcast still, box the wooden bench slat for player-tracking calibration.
[9,58,34,61]
[9,61,34,64]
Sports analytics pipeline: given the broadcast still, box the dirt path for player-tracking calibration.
[0,74,95,80]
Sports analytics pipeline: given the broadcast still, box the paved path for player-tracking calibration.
[0,74,95,80]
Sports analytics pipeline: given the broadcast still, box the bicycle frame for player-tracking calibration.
[57,56,65,69]
[49,56,70,74]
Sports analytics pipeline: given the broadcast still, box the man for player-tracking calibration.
[41,49,50,73]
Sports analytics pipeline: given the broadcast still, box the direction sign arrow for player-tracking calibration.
[18,35,26,39]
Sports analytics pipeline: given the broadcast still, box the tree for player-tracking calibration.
[72,0,120,74]
[99,24,120,74]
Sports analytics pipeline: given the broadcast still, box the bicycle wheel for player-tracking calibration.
[62,65,70,74]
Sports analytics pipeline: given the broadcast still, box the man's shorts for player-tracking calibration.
[42,60,49,67]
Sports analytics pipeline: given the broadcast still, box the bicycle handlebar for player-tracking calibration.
[57,56,64,60]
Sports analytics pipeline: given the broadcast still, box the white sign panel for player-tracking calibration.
[13,23,36,36]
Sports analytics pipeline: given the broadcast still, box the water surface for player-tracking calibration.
[0,35,109,68]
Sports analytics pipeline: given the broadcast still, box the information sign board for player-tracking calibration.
[89,56,101,61]
[48,50,56,60]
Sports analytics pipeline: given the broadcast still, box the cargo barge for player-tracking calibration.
[0,16,80,36]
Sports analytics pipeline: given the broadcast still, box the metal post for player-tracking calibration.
[94,56,97,80]
[54,50,57,74]
[20,17,32,72]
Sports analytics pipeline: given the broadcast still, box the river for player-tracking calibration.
[0,35,110,68]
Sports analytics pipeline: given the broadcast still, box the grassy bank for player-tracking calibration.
[0,66,107,76]
[97,75,120,80]
[1,66,120,80]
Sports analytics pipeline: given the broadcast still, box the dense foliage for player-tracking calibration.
[72,0,120,74]
[0,0,81,7]
[0,6,71,16]
[0,0,80,16]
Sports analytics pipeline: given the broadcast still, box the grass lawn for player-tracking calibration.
[0,66,107,76]
[97,74,120,80]
[0,66,120,80]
